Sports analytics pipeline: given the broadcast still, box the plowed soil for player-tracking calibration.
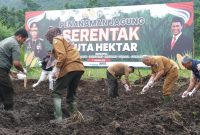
[0,76,199,135]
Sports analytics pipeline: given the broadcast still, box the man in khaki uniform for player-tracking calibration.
[107,63,134,98]
[140,55,178,102]
[45,27,84,121]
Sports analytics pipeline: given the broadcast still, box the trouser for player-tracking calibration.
[106,70,118,98]
[34,70,54,90]
[0,68,14,110]
[163,67,178,96]
[53,71,84,103]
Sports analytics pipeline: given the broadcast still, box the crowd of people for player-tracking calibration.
[0,26,198,123]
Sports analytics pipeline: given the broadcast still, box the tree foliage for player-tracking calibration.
[0,22,13,40]
[0,7,24,29]
[21,0,41,11]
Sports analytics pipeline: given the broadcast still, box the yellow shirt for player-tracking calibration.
[107,63,130,79]
[150,56,175,75]
[53,35,84,78]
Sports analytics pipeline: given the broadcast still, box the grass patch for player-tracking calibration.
[27,67,191,81]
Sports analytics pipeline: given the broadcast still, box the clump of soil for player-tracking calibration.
[0,77,199,135]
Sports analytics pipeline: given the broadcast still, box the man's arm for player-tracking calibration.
[153,69,164,82]
[12,45,25,73]
[13,60,24,73]
[181,73,197,98]
[186,73,196,92]
[124,65,130,85]
[149,73,156,82]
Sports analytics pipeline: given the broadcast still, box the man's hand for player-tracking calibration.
[121,80,126,85]
[188,88,197,96]
[181,90,189,98]
[123,83,131,91]
[140,85,150,94]
[52,67,60,79]
[9,71,18,79]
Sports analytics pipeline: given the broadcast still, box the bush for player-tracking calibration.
[0,22,13,41]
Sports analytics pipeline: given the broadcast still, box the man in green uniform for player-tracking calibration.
[45,27,84,121]
[106,63,134,98]
[0,28,28,110]
[140,55,178,102]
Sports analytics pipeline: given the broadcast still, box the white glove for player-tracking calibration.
[17,72,26,80]
[147,80,154,88]
[32,83,38,88]
[197,64,200,71]
[140,85,150,94]
[188,88,197,96]
[182,90,189,98]
[123,84,131,92]
[52,67,60,79]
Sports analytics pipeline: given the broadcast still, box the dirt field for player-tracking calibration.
[0,76,199,135]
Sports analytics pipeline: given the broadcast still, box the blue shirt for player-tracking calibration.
[192,60,200,79]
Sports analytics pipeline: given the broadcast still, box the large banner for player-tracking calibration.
[25,2,193,68]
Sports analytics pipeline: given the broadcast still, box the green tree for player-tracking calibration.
[0,7,24,29]
[87,0,99,8]
[0,21,13,40]
[22,0,41,11]
[64,3,77,9]
[194,10,200,55]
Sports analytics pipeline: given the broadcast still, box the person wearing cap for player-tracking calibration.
[106,63,134,98]
[25,22,46,60]
[45,27,84,121]
[181,56,200,98]
[0,28,28,110]
[140,55,178,102]
[32,50,55,90]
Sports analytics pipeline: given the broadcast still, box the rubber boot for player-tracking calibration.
[68,102,78,114]
[163,95,171,103]
[53,97,62,121]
